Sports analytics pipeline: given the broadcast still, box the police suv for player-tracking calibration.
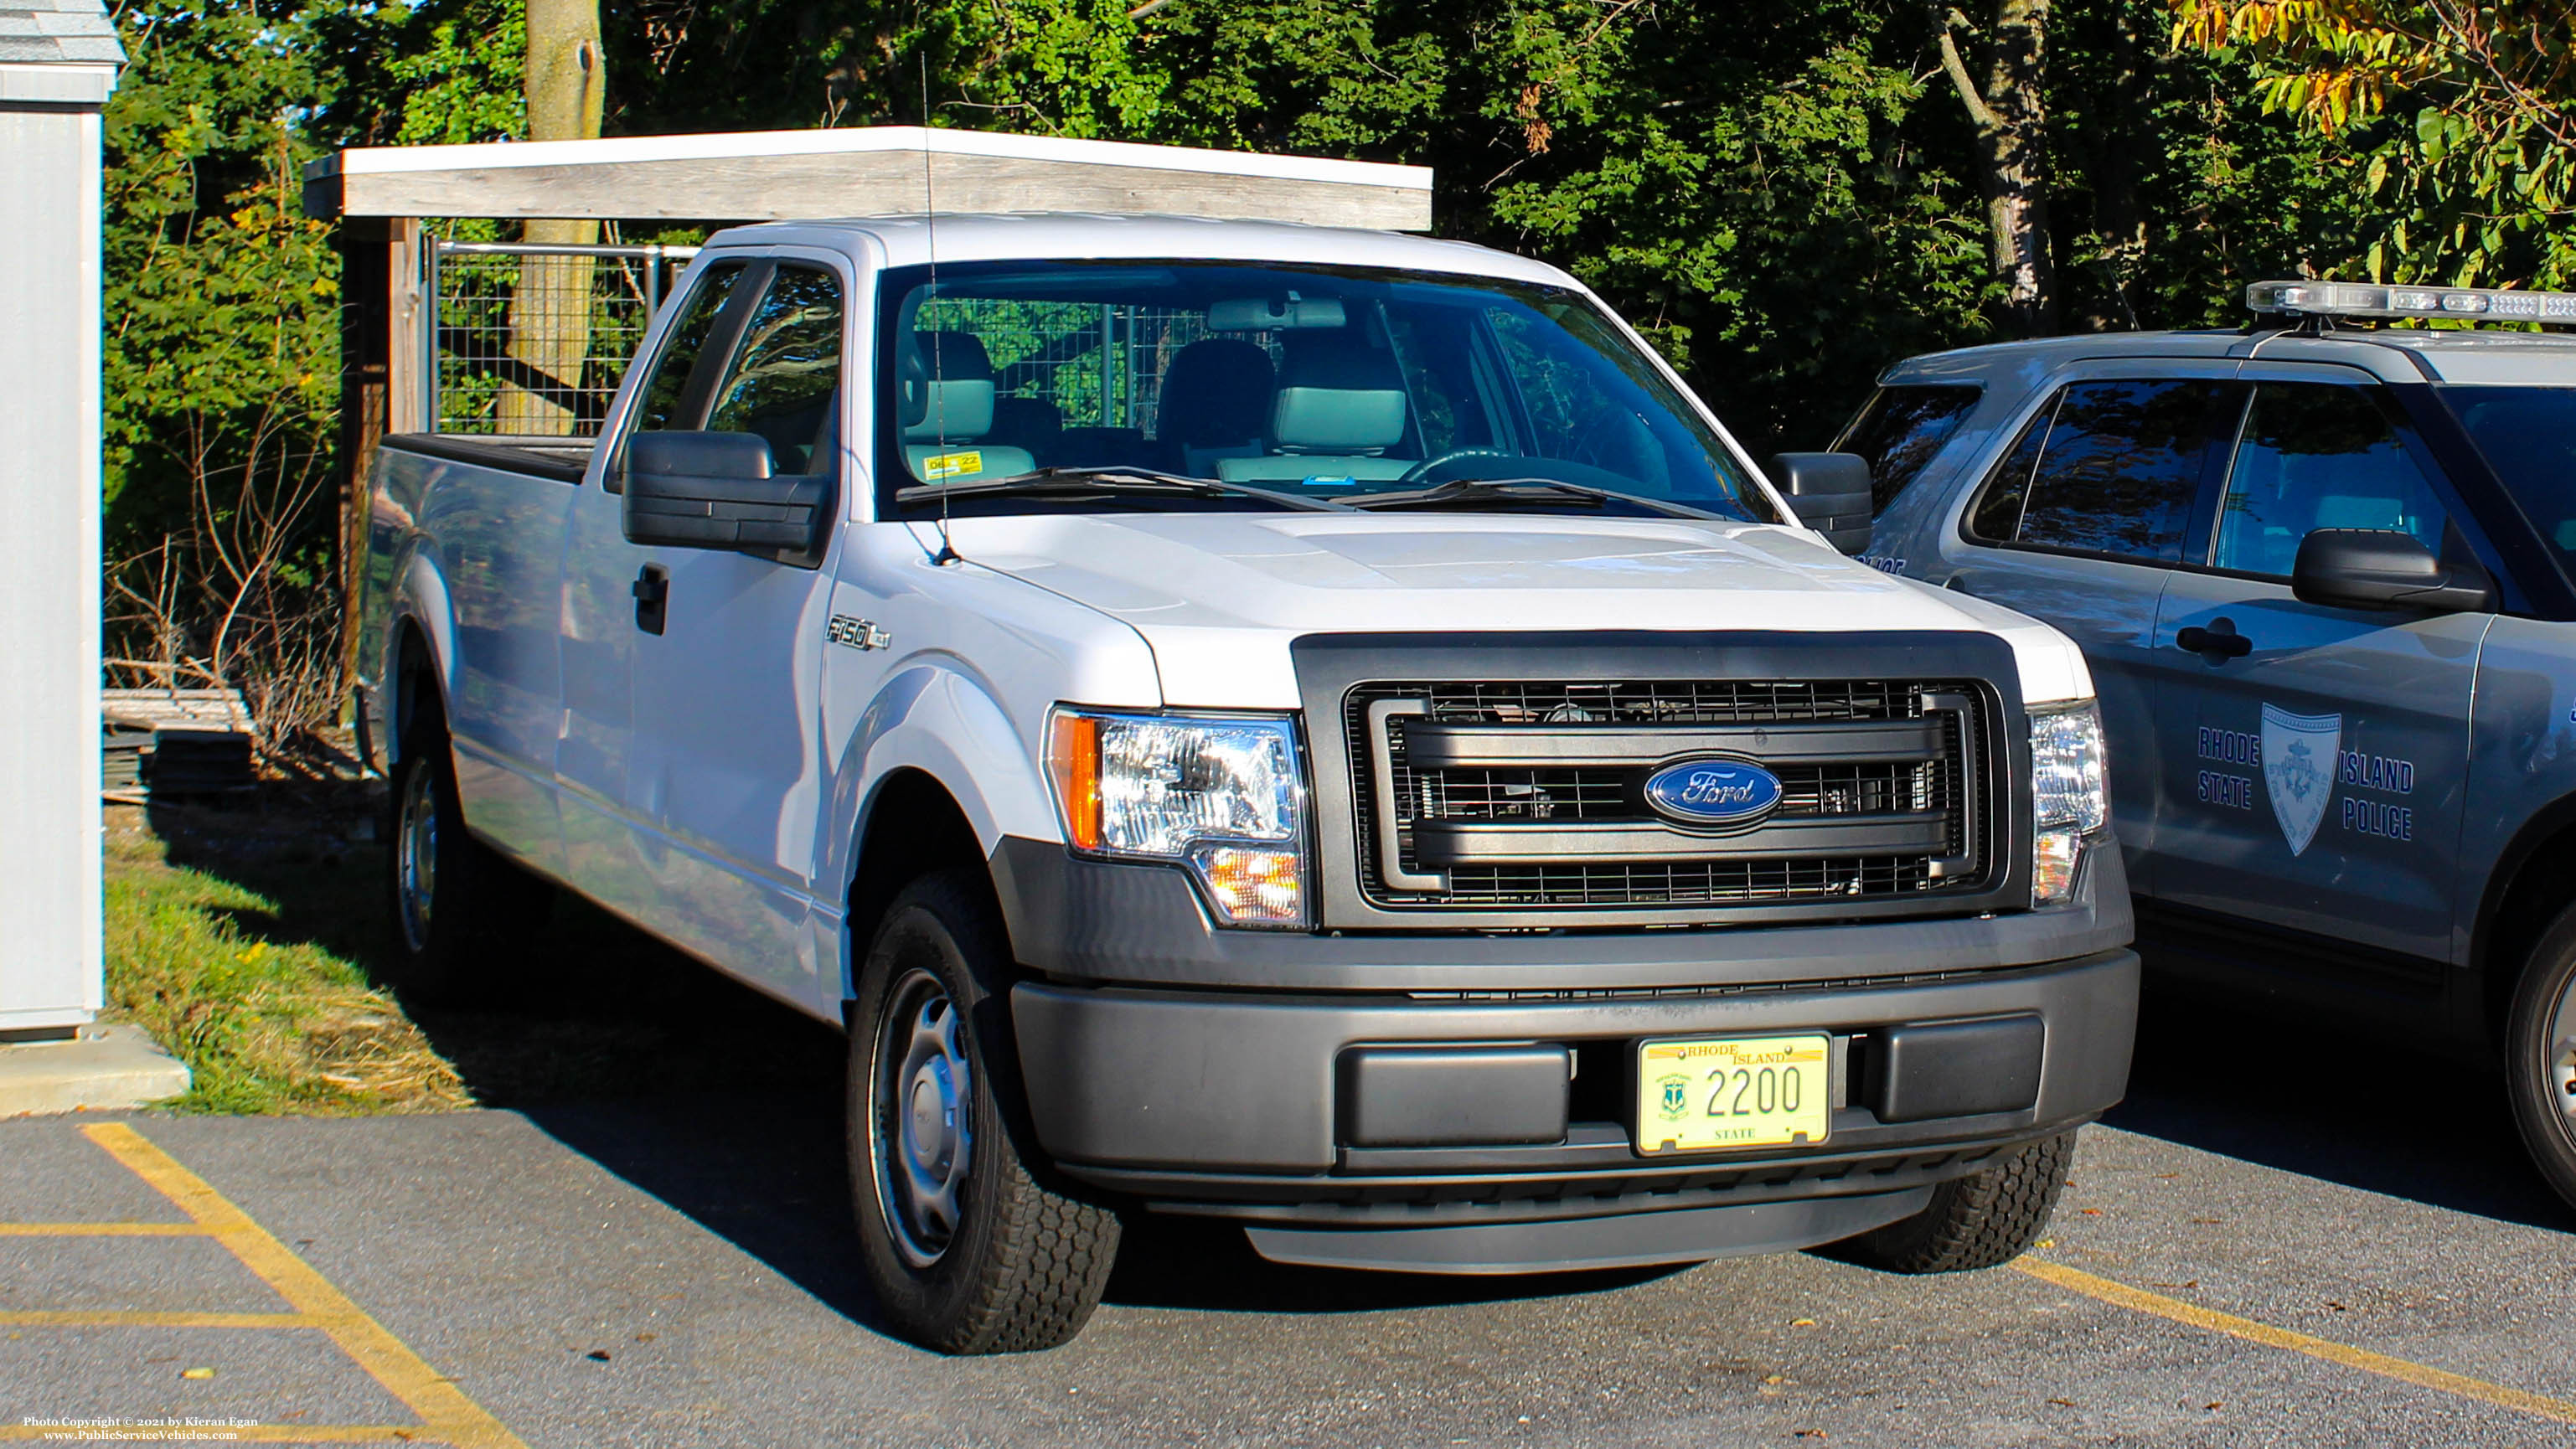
[1843,281,2576,1209]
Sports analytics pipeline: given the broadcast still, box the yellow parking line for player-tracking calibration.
[0,1222,205,1236]
[0,1309,317,1329]
[2016,1257,2576,1426]
[0,1427,446,1443]
[79,1124,529,1449]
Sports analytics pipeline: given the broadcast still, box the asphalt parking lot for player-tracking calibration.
[5,988,2573,1449]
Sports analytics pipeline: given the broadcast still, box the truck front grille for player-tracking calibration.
[1343,678,1995,911]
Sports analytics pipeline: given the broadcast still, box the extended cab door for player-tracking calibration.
[560,255,851,1008]
[2149,369,2491,969]
[1931,366,2248,890]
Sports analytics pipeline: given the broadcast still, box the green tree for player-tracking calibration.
[2170,0,2576,287]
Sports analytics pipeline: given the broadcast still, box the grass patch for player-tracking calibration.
[101,794,844,1116]
[104,809,471,1114]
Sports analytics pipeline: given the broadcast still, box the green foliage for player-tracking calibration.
[2170,0,2576,290]
[100,0,2413,621]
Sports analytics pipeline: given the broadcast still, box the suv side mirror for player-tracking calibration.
[623,431,829,560]
[2291,529,2495,614]
[1768,452,1873,555]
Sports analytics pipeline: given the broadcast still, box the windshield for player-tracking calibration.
[874,260,1773,522]
[2439,385,2576,574]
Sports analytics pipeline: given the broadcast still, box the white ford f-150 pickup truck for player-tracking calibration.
[355,214,2139,1353]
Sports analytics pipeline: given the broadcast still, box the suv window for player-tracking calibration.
[1835,384,1980,514]
[2439,385,2576,571]
[1966,379,2237,564]
[2212,383,2446,578]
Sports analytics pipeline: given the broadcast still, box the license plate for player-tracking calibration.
[1635,1034,1832,1154]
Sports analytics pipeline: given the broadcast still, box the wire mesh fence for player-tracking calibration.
[427,240,700,436]
[915,298,1283,443]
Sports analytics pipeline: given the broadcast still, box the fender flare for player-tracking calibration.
[826,656,1061,914]
[2470,791,2576,992]
[383,549,460,766]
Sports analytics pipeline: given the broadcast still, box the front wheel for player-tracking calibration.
[849,872,1120,1353]
[2505,906,2576,1212]
[1840,1130,2074,1273]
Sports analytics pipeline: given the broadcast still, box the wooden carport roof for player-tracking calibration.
[303,126,1433,230]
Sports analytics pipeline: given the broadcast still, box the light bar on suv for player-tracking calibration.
[2248,279,2576,324]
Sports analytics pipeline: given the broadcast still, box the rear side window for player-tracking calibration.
[1966,379,2238,564]
[1835,384,1981,514]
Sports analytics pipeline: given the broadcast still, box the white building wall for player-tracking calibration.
[0,103,106,1031]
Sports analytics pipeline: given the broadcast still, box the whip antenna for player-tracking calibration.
[920,54,959,565]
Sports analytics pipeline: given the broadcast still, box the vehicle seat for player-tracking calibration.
[1156,338,1274,476]
[1216,333,1413,485]
[987,395,1062,466]
[904,331,1035,483]
[740,385,837,477]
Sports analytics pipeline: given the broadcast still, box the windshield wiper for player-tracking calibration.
[896,467,1350,513]
[1334,477,1724,520]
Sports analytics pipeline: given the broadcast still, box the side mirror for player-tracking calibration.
[622,431,829,559]
[1768,451,1873,555]
[2291,529,2494,613]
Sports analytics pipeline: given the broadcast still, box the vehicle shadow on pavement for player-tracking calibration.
[135,795,1660,1342]
[2106,986,2576,1234]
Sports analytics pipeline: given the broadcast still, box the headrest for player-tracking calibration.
[1158,338,1275,447]
[913,331,994,381]
[1271,333,1407,453]
[904,330,996,441]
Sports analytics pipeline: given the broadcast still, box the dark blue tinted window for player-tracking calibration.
[1969,379,2236,564]
[2441,385,2576,573]
[1835,384,1981,514]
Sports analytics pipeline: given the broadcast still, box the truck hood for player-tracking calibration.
[926,512,2092,708]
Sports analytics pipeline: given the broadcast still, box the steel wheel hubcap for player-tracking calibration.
[395,764,438,953]
[875,968,973,1268]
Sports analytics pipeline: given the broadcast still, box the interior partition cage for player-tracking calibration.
[423,239,700,437]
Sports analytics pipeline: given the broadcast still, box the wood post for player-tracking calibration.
[334,216,417,719]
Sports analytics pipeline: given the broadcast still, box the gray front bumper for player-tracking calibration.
[1012,947,2137,1178]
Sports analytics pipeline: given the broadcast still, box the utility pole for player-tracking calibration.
[498,0,607,435]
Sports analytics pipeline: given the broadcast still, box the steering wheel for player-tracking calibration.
[1398,447,1516,486]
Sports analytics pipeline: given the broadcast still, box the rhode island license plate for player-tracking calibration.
[1634,1034,1832,1154]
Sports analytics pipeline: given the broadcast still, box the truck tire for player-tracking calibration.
[849,870,1121,1354]
[1840,1130,2074,1273]
[2505,905,2576,1212]
[381,697,551,1004]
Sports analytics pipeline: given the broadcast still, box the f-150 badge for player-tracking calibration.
[829,616,891,651]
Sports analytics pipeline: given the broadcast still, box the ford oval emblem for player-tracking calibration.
[1643,758,1784,828]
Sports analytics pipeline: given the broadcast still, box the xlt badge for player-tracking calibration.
[829,616,891,651]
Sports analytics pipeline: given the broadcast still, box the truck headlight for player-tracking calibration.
[1046,708,1310,929]
[2029,701,2108,905]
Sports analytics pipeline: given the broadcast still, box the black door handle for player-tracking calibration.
[632,565,669,636]
[2176,621,2252,658]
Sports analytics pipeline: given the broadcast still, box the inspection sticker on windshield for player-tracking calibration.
[921,451,984,480]
[1636,1034,1830,1154]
